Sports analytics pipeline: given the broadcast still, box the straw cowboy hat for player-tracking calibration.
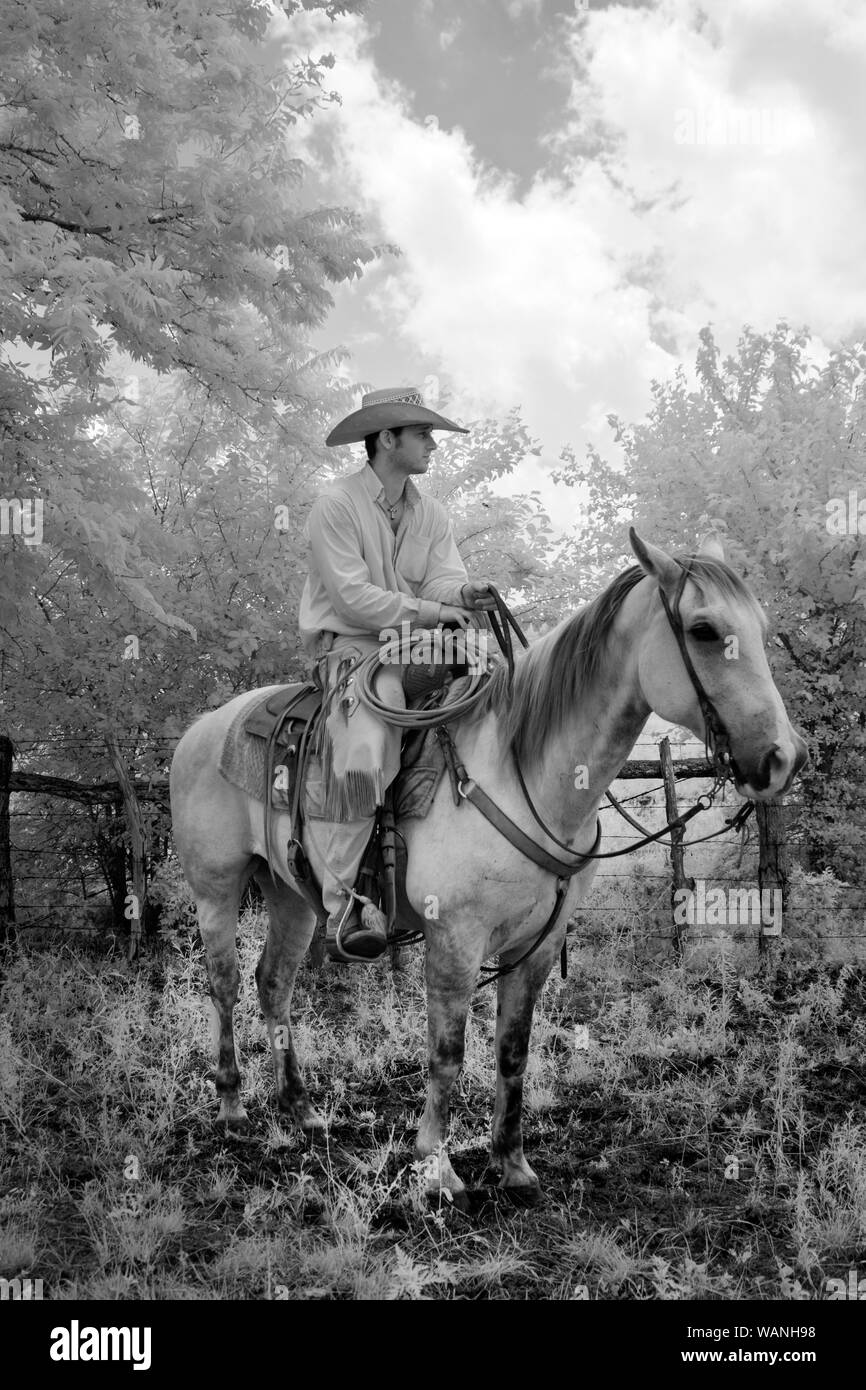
[325,386,470,447]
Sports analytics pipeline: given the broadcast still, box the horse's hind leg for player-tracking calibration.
[197,889,249,1130]
[490,936,562,1202]
[253,868,324,1131]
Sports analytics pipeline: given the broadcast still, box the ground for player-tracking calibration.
[1,916,865,1300]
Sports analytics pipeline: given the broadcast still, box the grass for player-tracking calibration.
[1,912,866,1300]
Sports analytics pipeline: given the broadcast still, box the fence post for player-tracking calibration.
[756,798,787,964]
[104,733,148,961]
[97,797,128,932]
[0,736,16,946]
[660,737,694,963]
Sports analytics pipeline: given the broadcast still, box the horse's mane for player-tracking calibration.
[472,557,765,771]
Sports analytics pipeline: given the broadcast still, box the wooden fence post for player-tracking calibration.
[103,798,129,932]
[660,737,695,963]
[756,798,787,964]
[104,733,148,961]
[0,736,16,946]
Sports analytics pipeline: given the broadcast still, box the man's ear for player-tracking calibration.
[629,527,681,589]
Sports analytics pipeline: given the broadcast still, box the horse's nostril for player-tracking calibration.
[754,743,782,792]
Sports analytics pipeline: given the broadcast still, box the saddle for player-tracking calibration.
[243,682,323,747]
[242,673,455,937]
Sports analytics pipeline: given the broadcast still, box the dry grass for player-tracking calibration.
[1,910,865,1300]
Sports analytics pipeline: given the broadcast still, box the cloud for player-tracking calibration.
[294,0,866,507]
[504,0,545,18]
[551,0,866,344]
[299,12,667,463]
[438,17,462,50]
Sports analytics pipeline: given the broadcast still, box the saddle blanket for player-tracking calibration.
[217,687,306,812]
[216,682,467,821]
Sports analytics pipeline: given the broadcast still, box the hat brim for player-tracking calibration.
[326,403,469,447]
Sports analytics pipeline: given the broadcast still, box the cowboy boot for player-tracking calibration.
[326,897,388,964]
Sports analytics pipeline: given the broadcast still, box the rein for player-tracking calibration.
[503,559,747,865]
[347,568,752,985]
[657,558,736,781]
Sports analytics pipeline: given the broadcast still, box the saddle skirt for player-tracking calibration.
[216,679,460,821]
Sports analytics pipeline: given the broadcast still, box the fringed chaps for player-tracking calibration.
[315,641,403,823]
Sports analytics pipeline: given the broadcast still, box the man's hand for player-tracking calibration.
[438,604,471,628]
[460,580,497,611]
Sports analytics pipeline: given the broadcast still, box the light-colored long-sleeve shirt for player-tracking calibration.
[298,464,469,653]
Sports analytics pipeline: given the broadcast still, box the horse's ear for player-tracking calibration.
[696,530,725,561]
[629,527,680,588]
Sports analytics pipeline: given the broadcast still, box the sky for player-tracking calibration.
[290,0,866,517]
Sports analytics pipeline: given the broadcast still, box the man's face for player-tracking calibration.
[391,424,437,473]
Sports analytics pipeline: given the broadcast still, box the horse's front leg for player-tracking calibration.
[491,931,563,1202]
[415,937,483,1208]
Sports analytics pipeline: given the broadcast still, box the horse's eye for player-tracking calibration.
[689,623,719,642]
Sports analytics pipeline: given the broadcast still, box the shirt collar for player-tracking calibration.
[361,464,421,509]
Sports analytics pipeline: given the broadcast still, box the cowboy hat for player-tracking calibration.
[325,386,470,447]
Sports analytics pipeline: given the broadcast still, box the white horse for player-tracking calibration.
[170,530,806,1204]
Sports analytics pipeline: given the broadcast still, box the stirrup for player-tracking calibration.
[329,891,388,963]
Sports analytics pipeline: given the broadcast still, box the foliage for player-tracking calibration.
[412,403,583,632]
[0,0,384,919]
[1,0,377,734]
[556,324,866,880]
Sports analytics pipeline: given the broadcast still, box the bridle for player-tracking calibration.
[656,557,737,784]
[503,559,746,867]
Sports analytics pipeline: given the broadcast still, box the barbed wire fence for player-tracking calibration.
[1,729,863,964]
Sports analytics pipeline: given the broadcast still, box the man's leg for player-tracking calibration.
[305,637,406,962]
[303,816,381,955]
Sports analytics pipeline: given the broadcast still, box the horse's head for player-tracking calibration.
[629,528,808,800]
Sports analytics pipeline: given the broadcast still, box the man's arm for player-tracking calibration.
[415,505,471,606]
[308,494,443,630]
[416,506,496,611]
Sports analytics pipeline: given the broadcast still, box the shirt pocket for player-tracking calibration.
[396,533,432,585]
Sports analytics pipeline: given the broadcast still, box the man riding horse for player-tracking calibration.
[298,386,495,964]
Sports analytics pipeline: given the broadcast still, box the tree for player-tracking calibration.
[556,323,866,881]
[0,0,380,935]
[415,404,584,633]
[1,0,373,406]
[1,0,378,653]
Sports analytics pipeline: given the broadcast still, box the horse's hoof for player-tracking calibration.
[278,1096,325,1131]
[217,1102,249,1132]
[221,1114,250,1134]
[425,1186,471,1214]
[500,1182,543,1208]
[450,1187,473,1214]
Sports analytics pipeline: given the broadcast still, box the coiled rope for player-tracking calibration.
[329,585,525,729]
